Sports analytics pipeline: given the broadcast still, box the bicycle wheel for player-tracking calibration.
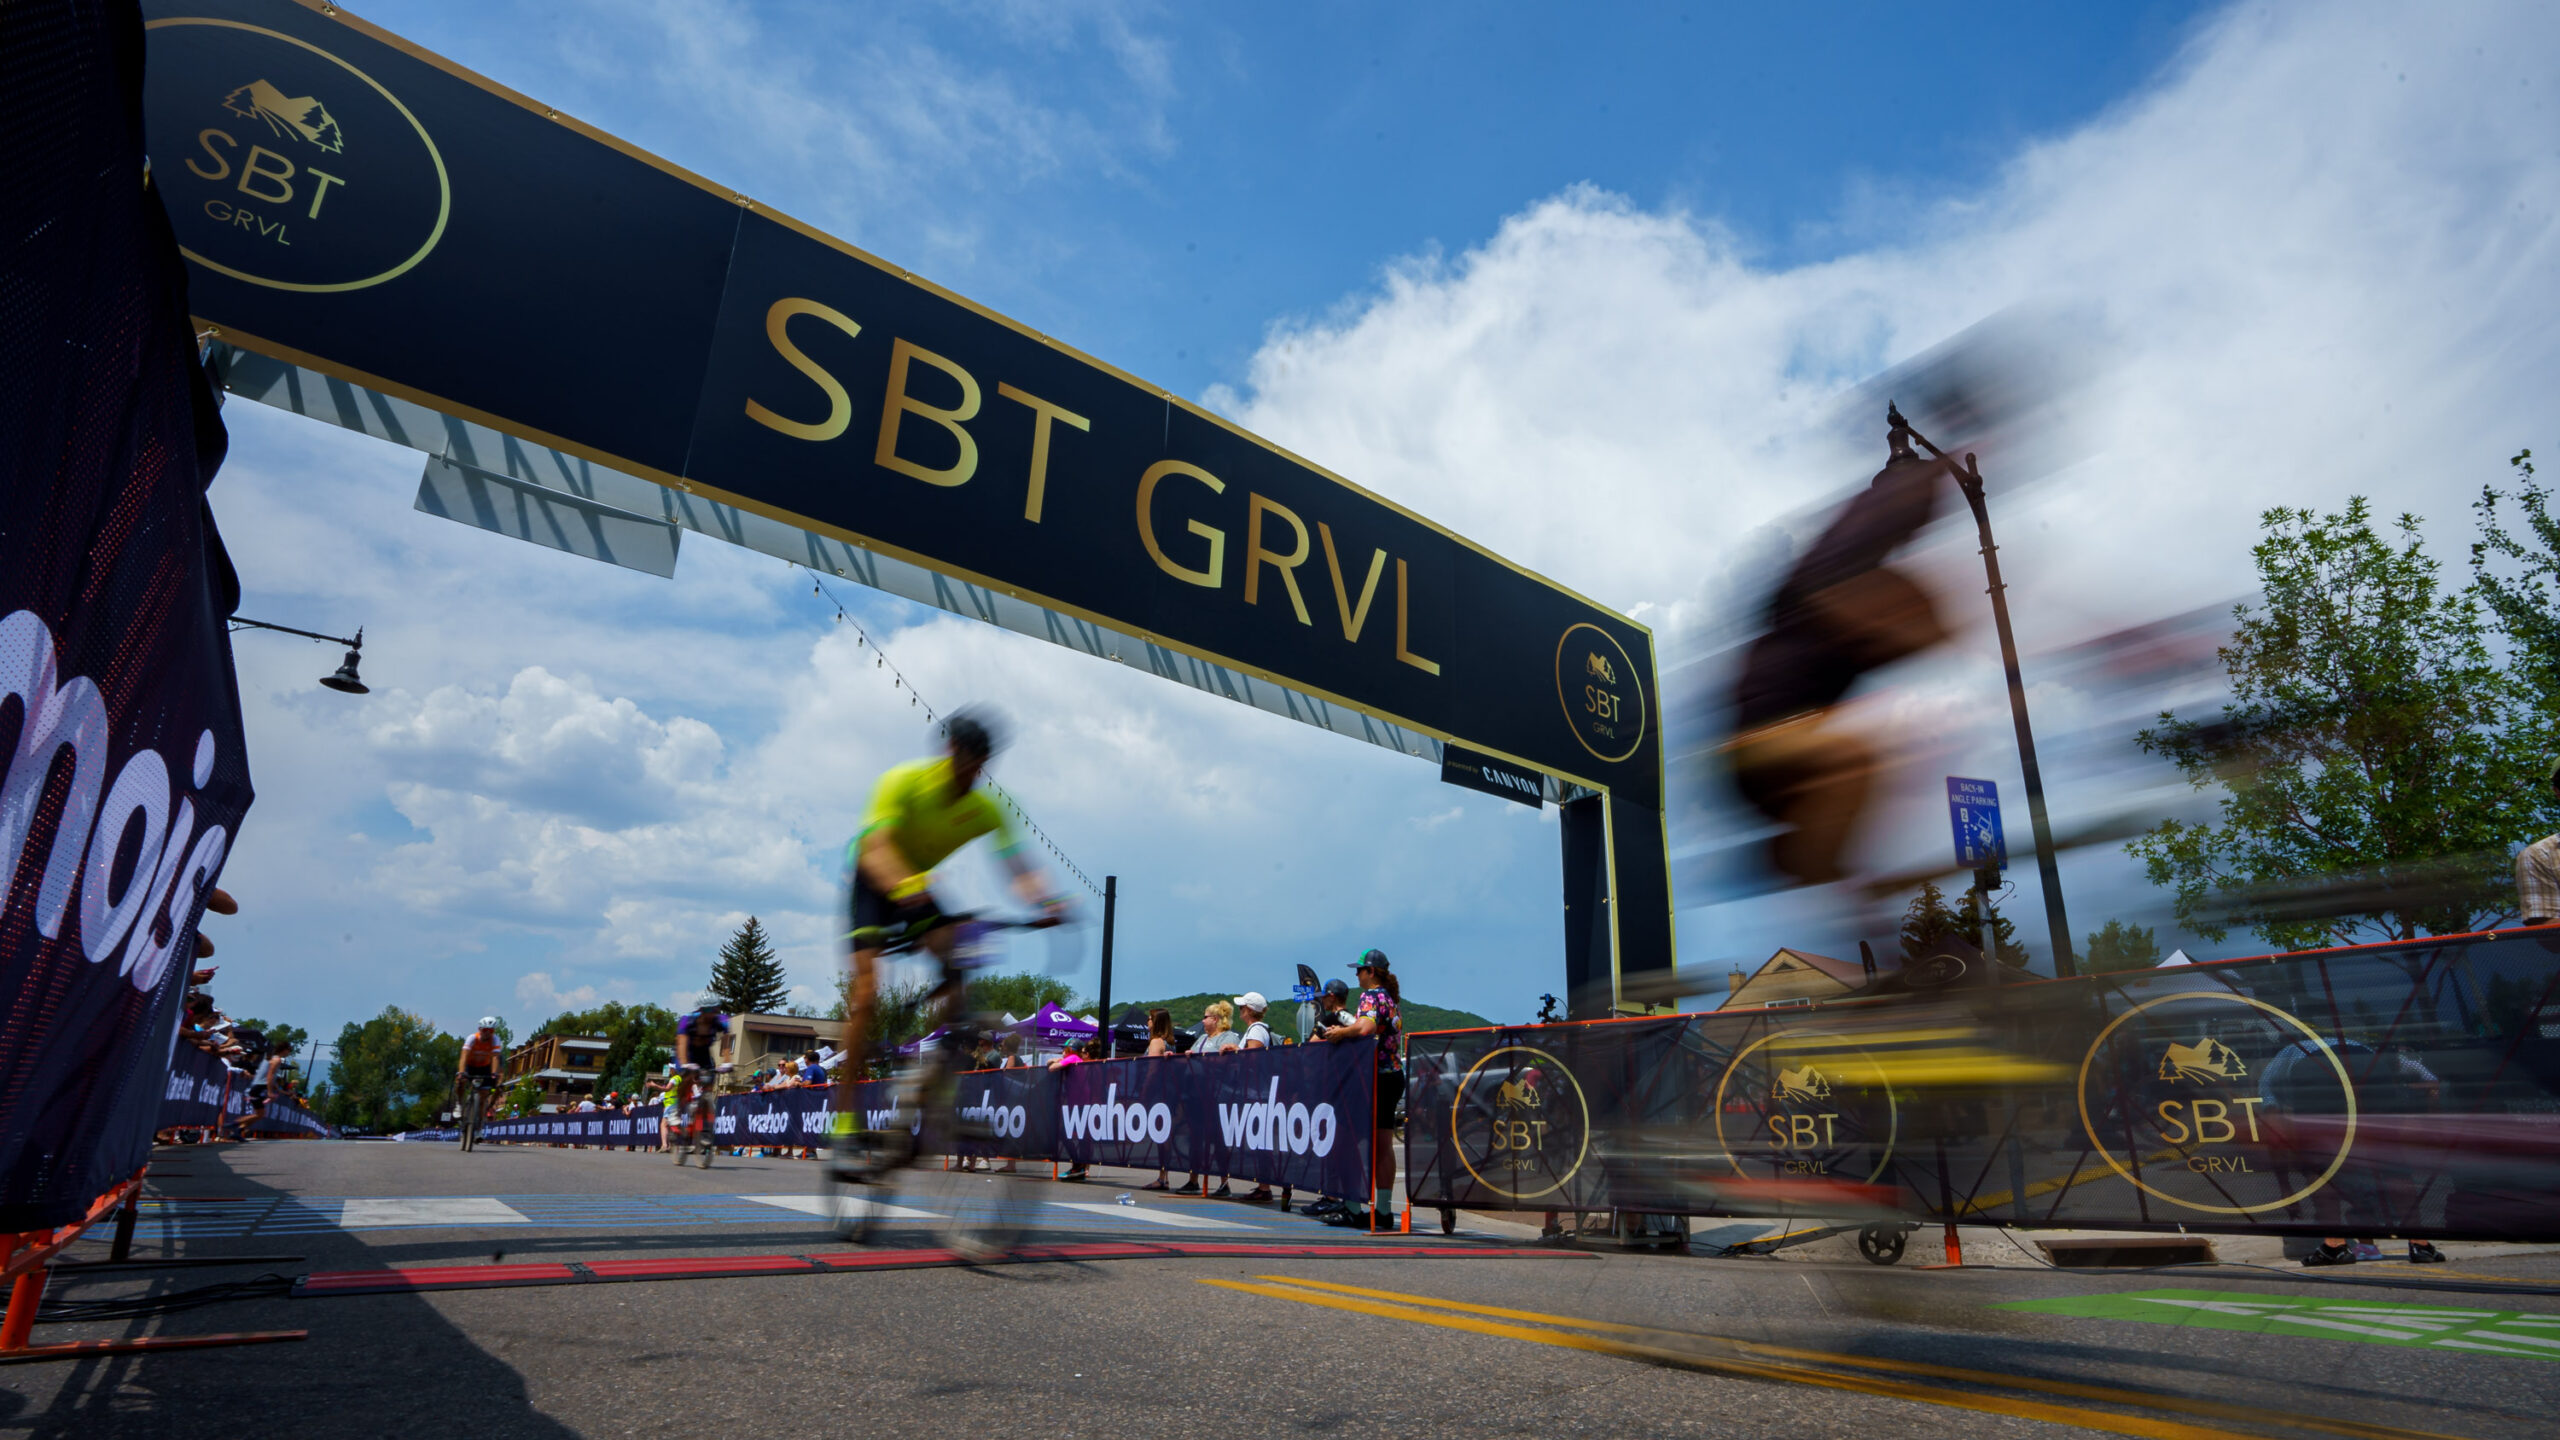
[892,1086,1028,1261]
[822,1129,900,1243]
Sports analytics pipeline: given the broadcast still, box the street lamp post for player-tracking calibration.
[230,616,370,694]
[1890,404,2077,977]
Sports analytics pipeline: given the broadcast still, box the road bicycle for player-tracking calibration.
[825,911,1064,1261]
[457,1072,497,1152]
[674,1063,733,1168]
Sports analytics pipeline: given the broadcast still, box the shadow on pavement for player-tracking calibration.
[3,1142,583,1440]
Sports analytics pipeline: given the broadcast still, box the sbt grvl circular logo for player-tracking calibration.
[2075,991,2357,1216]
[1449,1047,1590,1202]
[1711,1031,1898,1183]
[1554,623,1644,764]
[145,18,449,292]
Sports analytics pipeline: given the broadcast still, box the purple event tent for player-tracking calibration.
[1015,1003,1097,1041]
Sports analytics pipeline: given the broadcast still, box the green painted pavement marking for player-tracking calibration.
[1995,1289,2560,1360]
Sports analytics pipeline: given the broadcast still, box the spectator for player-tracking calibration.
[799,1050,829,1087]
[2519,759,2560,924]
[999,1035,1026,1069]
[1141,1010,1181,1191]
[1052,1036,1101,1181]
[1315,949,1403,1229]
[1226,992,1279,1202]
[1185,1001,1241,1196]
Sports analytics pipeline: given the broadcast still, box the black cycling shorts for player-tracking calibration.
[1375,1068,1406,1129]
[849,869,946,951]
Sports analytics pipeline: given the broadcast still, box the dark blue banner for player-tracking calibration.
[243,1095,328,1137]
[474,1043,1377,1196]
[1408,930,2560,1241]
[156,1045,236,1132]
[2,0,254,1230]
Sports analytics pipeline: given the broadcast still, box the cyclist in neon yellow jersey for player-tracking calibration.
[838,709,1068,1084]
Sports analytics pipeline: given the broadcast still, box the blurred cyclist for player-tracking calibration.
[837,710,1068,1107]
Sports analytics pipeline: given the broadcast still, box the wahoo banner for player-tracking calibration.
[2,1,255,1230]
[1407,929,2560,1241]
[475,1042,1377,1197]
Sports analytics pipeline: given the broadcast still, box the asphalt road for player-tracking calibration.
[13,1139,2560,1439]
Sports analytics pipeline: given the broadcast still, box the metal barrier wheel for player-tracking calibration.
[1858,1223,1908,1265]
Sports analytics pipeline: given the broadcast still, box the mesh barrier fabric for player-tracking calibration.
[1407,931,2560,1240]
[0,0,252,1229]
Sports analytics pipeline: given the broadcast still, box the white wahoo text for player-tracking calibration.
[1216,1078,1337,1157]
[1060,1082,1175,1145]
[963,1089,1029,1139]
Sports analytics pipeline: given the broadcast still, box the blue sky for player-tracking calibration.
[192,1,2559,1053]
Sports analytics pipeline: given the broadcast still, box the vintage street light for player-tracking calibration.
[1889,403,2077,977]
[230,617,370,695]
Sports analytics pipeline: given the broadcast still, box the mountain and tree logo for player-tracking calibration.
[2157,1036,2246,1085]
[222,78,343,152]
[1772,1065,1833,1104]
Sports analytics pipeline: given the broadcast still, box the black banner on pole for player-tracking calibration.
[2,0,254,1230]
[1407,931,2560,1241]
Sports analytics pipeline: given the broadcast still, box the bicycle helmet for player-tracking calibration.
[478,1016,499,1030]
[943,706,1004,762]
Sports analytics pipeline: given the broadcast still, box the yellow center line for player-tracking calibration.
[1199,1278,2255,1440]
[1231,1276,2473,1440]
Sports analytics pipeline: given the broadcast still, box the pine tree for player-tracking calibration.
[705,916,791,1015]
[1897,879,2029,968]
[2083,919,2162,973]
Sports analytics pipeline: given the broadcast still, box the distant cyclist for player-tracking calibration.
[670,999,732,1076]
[454,1017,503,1100]
[837,709,1068,1100]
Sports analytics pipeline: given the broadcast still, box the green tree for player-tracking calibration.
[2473,449,2560,700]
[535,1001,678,1102]
[964,971,1080,1021]
[704,916,790,1015]
[2131,499,2550,949]
[321,1007,462,1132]
[2082,919,2162,973]
[1897,878,2028,967]
[502,1076,545,1118]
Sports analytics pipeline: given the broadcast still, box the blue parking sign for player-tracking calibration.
[1947,777,2006,869]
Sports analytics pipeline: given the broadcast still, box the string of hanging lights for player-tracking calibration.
[794,565,1103,899]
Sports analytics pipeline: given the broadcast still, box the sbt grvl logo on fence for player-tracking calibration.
[2076,991,2358,1217]
[1451,1047,1590,1202]
[145,16,450,293]
[1712,1033,1898,1184]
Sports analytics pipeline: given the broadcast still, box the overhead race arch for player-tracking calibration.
[144,0,1673,1014]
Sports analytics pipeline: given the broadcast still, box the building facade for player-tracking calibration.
[500,1033,611,1111]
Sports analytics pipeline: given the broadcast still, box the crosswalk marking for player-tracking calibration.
[126,1189,1300,1238]
[1047,1201,1260,1230]
[340,1198,528,1228]
[740,1193,941,1222]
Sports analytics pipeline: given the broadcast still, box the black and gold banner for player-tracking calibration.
[1407,930,2560,1240]
[133,0,1659,808]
